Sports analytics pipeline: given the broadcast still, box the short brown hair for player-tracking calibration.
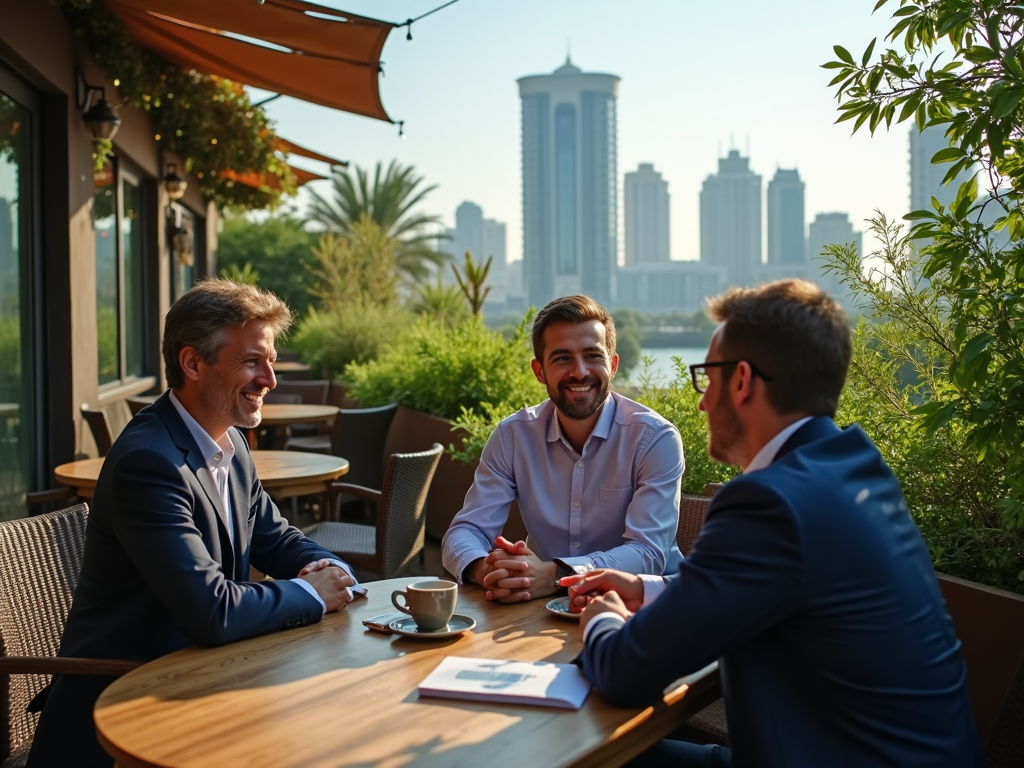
[162,278,292,389]
[706,279,851,417]
[531,295,617,361]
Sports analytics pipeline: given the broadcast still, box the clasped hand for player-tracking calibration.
[472,536,558,603]
[560,568,643,633]
[297,559,357,612]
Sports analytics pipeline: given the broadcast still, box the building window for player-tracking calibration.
[555,102,577,275]
[0,76,37,520]
[94,160,146,386]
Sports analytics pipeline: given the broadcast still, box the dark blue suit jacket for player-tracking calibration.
[578,417,982,767]
[28,392,337,767]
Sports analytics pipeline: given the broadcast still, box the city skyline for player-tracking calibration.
[259,0,909,267]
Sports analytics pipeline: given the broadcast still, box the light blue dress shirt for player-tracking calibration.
[441,392,684,581]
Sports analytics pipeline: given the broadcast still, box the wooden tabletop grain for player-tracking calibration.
[55,451,348,499]
[94,578,719,768]
[257,403,338,426]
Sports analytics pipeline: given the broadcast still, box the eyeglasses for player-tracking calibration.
[688,360,774,394]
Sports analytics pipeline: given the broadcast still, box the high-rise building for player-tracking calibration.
[808,212,862,304]
[519,58,619,307]
[438,201,508,309]
[767,168,805,265]
[700,149,762,287]
[624,163,670,265]
[910,124,976,214]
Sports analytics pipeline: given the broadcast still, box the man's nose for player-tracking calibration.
[698,391,707,413]
[258,361,277,389]
[569,355,588,378]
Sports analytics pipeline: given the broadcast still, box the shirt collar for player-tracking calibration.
[744,416,813,474]
[545,392,616,445]
[168,390,236,467]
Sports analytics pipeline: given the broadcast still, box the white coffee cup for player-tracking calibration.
[391,579,458,631]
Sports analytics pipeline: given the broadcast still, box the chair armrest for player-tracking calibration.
[0,656,143,676]
[329,483,381,503]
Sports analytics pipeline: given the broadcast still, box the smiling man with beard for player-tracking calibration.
[441,295,685,604]
[28,279,360,768]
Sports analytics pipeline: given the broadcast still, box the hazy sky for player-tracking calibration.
[258,0,910,263]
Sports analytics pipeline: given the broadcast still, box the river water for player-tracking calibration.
[621,346,708,386]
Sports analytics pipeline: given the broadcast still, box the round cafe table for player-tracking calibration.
[54,450,348,500]
[93,577,721,768]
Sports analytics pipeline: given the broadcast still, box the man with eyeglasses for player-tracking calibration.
[563,280,981,767]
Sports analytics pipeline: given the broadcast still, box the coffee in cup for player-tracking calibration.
[391,579,458,631]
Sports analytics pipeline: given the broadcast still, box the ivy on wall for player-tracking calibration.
[62,0,295,209]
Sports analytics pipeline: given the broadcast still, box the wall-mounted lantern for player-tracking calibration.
[76,70,121,141]
[163,163,187,201]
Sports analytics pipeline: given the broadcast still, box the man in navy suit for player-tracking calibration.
[565,279,981,767]
[28,280,358,768]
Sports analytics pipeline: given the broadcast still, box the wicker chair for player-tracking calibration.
[675,484,730,748]
[303,443,443,580]
[0,506,141,767]
[80,407,112,457]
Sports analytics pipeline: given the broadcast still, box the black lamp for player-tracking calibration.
[77,70,121,141]
[163,163,187,201]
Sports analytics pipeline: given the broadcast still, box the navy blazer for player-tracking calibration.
[578,417,982,767]
[28,393,337,767]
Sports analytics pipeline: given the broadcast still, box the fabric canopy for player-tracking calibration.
[272,137,347,167]
[105,0,394,121]
[221,165,325,191]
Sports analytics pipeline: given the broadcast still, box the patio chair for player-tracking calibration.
[303,443,443,580]
[674,485,730,748]
[80,406,112,457]
[287,401,398,487]
[0,505,141,767]
[23,488,76,517]
[126,397,152,417]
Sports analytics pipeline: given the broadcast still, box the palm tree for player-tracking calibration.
[306,160,448,282]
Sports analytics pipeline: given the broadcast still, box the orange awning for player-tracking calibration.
[222,166,325,191]
[272,137,347,167]
[105,0,394,121]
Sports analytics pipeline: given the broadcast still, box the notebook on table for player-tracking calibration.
[417,656,592,710]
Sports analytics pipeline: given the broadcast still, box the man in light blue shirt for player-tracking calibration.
[441,294,684,604]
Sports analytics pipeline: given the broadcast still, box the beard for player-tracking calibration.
[707,385,744,465]
[551,376,611,421]
[201,379,265,430]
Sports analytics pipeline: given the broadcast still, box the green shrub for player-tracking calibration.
[347,314,546,451]
[631,357,739,494]
[291,301,413,380]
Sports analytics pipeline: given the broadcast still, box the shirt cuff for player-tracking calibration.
[291,577,328,616]
[582,612,627,643]
[555,555,595,569]
[639,573,668,608]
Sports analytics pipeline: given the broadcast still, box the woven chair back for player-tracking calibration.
[331,403,399,490]
[270,379,329,405]
[0,504,88,763]
[376,444,443,578]
[676,494,711,557]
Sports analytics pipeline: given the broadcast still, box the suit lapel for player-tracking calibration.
[153,394,235,569]
[227,429,251,580]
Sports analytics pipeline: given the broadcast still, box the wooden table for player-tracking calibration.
[54,450,349,499]
[251,403,338,449]
[271,361,311,379]
[94,577,720,768]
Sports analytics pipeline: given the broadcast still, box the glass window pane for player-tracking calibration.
[94,161,119,385]
[0,91,32,520]
[122,177,144,376]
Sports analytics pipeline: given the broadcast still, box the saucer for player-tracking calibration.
[388,614,476,639]
[545,596,580,620]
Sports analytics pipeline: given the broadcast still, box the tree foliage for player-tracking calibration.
[451,252,492,316]
[826,0,1024,525]
[304,217,400,309]
[306,160,448,282]
[217,212,316,314]
[411,279,469,327]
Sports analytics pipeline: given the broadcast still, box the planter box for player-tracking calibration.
[383,406,527,542]
[937,573,1024,766]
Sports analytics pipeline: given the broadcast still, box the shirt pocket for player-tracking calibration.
[598,487,634,524]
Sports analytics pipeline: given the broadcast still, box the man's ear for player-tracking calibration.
[530,359,545,384]
[732,361,755,406]
[609,353,619,379]
[178,346,203,383]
